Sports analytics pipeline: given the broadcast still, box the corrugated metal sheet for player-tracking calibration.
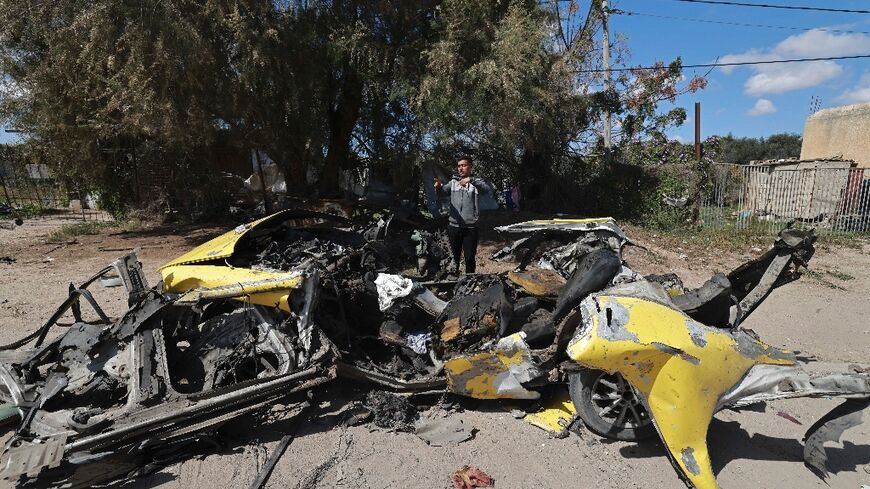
[701,163,870,234]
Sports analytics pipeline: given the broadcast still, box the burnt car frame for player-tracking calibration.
[0,209,866,489]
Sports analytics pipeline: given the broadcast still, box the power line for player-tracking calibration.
[668,0,870,14]
[575,54,870,72]
[616,9,870,35]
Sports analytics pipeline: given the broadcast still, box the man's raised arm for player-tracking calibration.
[471,177,494,195]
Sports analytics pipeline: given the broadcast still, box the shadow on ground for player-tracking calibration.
[616,418,870,478]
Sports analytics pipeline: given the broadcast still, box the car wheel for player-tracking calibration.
[568,369,656,441]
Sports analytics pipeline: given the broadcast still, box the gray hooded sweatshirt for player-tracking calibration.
[437,177,494,227]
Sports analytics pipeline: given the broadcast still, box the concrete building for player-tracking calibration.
[801,102,870,168]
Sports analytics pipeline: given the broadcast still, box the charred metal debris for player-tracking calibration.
[0,209,866,489]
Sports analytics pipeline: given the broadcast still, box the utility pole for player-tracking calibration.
[692,102,703,225]
[602,0,612,150]
[694,102,701,161]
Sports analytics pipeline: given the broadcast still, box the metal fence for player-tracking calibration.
[0,162,112,221]
[700,163,870,234]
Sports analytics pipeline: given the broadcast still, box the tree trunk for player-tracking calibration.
[320,68,362,197]
[519,147,552,212]
[281,143,308,196]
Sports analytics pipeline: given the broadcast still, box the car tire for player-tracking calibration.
[568,369,657,441]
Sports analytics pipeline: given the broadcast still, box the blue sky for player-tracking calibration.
[611,0,870,140]
[2,1,869,144]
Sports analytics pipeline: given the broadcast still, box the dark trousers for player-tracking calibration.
[447,225,479,273]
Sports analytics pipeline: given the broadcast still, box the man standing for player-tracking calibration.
[434,157,494,274]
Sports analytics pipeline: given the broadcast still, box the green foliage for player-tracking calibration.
[826,269,854,281]
[10,204,57,219]
[46,217,146,242]
[417,1,567,173]
[1,0,704,218]
[47,221,116,242]
[717,133,802,165]
[600,135,724,230]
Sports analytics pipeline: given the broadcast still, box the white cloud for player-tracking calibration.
[838,73,870,104]
[775,29,870,57]
[747,98,777,116]
[719,29,870,96]
[744,62,842,96]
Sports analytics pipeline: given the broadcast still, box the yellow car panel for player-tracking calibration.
[567,295,794,489]
[523,389,577,434]
[524,217,615,225]
[159,213,280,269]
[444,342,543,400]
[161,264,304,312]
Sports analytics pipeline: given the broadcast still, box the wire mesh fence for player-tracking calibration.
[700,163,870,235]
[0,162,113,222]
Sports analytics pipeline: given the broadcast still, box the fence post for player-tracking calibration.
[0,171,11,206]
[27,169,44,211]
[253,149,272,215]
[79,188,86,221]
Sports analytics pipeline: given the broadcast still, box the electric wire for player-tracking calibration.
[616,9,870,35]
[667,0,870,14]
[575,54,870,72]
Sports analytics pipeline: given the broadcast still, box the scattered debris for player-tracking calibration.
[0,256,15,264]
[0,210,865,489]
[374,273,415,311]
[803,398,870,480]
[414,417,474,446]
[364,390,418,432]
[342,405,373,427]
[662,193,690,208]
[45,239,79,254]
[99,271,123,287]
[776,411,803,425]
[452,465,494,489]
[523,390,577,437]
[248,432,296,489]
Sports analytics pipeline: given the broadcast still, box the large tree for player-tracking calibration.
[717,133,802,165]
[0,0,704,214]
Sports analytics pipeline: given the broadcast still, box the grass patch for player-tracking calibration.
[5,204,67,219]
[815,233,869,249]
[639,227,772,252]
[47,221,118,242]
[803,269,846,290]
[639,223,869,253]
[826,270,855,281]
[45,218,145,242]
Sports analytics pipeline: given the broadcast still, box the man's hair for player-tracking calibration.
[457,156,473,165]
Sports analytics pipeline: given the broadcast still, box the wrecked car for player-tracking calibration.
[0,209,866,489]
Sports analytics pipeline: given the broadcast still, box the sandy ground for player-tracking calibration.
[0,214,868,489]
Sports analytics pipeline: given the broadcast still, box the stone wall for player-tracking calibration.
[801,102,870,168]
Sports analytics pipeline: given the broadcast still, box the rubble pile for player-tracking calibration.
[363,390,418,432]
[0,208,866,489]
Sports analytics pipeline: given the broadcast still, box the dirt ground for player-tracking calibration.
[0,214,868,489]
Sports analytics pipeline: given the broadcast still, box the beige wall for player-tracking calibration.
[801,102,870,168]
